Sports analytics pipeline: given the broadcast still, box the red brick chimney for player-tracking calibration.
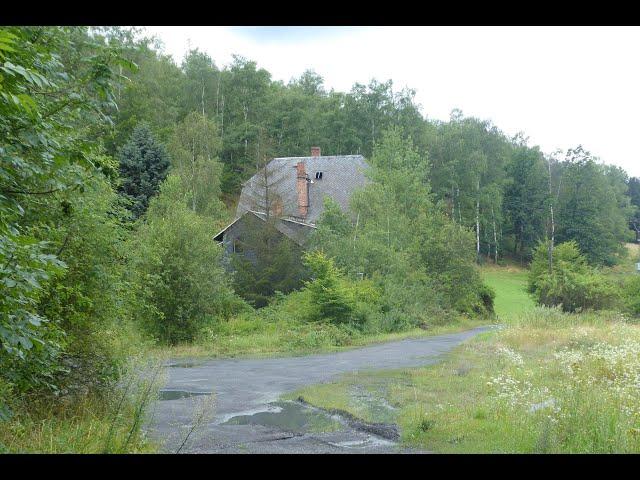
[296,161,309,218]
[311,146,321,157]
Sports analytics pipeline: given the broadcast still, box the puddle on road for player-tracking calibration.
[166,361,201,368]
[159,389,212,401]
[222,401,342,433]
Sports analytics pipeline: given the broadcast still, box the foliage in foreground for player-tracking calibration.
[0,357,163,453]
[0,26,142,400]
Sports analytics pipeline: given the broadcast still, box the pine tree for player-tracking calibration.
[118,123,170,218]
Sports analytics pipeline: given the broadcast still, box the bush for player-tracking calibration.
[621,275,640,317]
[303,250,356,324]
[528,241,617,312]
[302,251,382,328]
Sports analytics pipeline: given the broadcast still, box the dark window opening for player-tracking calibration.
[233,238,244,253]
[315,172,323,180]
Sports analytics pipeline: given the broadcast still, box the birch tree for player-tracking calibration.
[167,112,225,220]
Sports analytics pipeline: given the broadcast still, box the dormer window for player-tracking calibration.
[315,172,323,180]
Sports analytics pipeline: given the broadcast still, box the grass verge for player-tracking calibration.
[481,263,535,319]
[0,357,164,453]
[292,307,640,453]
[153,315,492,360]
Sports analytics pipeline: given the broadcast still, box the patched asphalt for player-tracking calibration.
[146,326,493,453]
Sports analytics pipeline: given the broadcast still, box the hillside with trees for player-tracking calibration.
[1,26,639,453]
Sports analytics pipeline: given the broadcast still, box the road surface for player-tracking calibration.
[147,326,492,453]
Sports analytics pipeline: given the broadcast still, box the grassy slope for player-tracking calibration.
[481,263,535,319]
[293,262,640,453]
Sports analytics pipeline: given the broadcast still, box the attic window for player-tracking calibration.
[315,172,323,180]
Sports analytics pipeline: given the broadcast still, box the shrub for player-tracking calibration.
[528,241,617,312]
[621,275,640,317]
[302,251,382,327]
[303,251,356,324]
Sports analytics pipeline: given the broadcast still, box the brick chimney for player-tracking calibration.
[296,161,309,218]
[311,146,321,157]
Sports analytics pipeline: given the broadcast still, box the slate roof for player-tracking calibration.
[236,155,369,225]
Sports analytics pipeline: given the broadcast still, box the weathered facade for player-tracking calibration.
[214,147,369,258]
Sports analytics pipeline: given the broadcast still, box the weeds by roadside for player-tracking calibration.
[154,315,491,360]
[0,356,165,454]
[293,307,640,453]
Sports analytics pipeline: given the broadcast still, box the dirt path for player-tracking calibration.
[147,326,493,453]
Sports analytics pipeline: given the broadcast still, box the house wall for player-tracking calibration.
[221,214,304,267]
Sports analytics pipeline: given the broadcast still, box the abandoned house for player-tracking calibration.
[213,147,369,257]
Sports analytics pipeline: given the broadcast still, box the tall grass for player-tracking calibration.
[0,357,165,454]
[292,307,640,453]
[398,307,640,452]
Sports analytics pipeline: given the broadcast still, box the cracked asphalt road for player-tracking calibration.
[146,326,493,453]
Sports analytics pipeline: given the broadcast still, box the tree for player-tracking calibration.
[311,127,493,326]
[528,240,616,312]
[230,130,308,307]
[302,251,356,324]
[36,158,141,386]
[426,114,510,263]
[0,26,136,396]
[555,146,629,266]
[167,112,226,219]
[118,123,170,219]
[628,177,640,241]
[242,128,286,220]
[128,174,242,344]
[181,49,219,118]
[230,219,309,308]
[502,143,548,263]
[218,56,272,194]
[105,39,185,153]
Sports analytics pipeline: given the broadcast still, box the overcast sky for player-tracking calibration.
[141,26,640,177]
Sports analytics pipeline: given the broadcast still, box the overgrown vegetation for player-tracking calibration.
[309,129,494,331]
[2,25,640,453]
[127,174,244,345]
[528,241,617,312]
[230,218,309,308]
[293,271,640,453]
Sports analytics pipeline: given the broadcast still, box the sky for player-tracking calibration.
[140,26,640,177]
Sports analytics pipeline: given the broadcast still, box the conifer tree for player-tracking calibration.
[118,123,170,218]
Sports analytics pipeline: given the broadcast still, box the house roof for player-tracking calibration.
[236,154,369,225]
[214,154,369,245]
